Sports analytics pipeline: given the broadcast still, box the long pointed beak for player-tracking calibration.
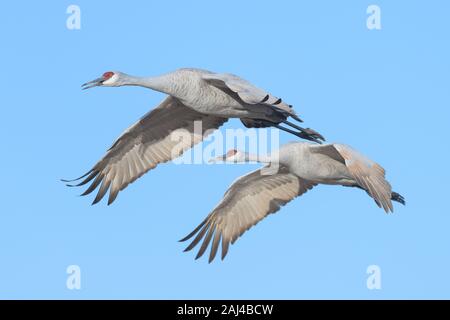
[81,77,104,90]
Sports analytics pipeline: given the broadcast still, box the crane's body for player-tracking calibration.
[278,142,355,185]
[64,67,404,263]
[144,69,251,116]
[66,68,324,206]
[98,68,308,124]
[182,142,405,262]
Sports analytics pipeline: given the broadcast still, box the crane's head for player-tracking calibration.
[209,149,247,163]
[81,71,123,89]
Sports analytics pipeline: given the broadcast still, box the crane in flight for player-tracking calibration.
[64,68,325,205]
[181,142,405,262]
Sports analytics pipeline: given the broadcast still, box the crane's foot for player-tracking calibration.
[299,128,326,143]
[281,121,326,144]
[391,192,405,205]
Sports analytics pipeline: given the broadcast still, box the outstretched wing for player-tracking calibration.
[201,72,297,116]
[180,166,316,262]
[65,96,227,205]
[311,144,393,213]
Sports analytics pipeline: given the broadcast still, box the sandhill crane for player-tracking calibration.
[181,142,405,262]
[64,68,325,205]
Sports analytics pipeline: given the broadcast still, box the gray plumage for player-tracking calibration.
[66,97,226,205]
[181,142,405,262]
[65,68,324,205]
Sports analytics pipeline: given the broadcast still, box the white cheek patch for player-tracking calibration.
[102,73,119,86]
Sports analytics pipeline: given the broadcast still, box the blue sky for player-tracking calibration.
[0,1,449,299]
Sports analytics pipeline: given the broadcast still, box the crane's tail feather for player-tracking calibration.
[391,191,406,205]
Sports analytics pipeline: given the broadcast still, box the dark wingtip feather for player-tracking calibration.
[179,217,208,242]
[194,226,215,260]
[179,232,196,243]
[208,232,221,263]
[221,251,228,261]
[182,223,210,253]
[66,171,98,187]
[81,190,91,197]
[107,189,119,206]
[60,169,94,183]
[61,178,79,183]
[194,255,202,260]
[92,182,111,205]
[80,174,104,197]
[221,239,229,261]
[90,179,111,205]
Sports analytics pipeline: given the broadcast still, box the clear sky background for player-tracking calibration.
[0,1,449,299]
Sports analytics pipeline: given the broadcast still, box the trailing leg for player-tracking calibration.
[282,120,325,142]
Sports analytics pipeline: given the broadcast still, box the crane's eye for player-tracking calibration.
[102,72,114,79]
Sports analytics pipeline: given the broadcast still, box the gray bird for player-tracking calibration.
[181,142,405,262]
[64,68,324,205]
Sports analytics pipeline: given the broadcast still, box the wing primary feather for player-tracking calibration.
[107,174,121,206]
[181,166,316,261]
[209,230,222,263]
[80,173,104,196]
[183,222,211,252]
[108,189,119,206]
[179,216,209,242]
[195,225,216,260]
[221,236,230,260]
[61,169,94,183]
[66,170,98,187]
[66,96,227,205]
[92,177,112,205]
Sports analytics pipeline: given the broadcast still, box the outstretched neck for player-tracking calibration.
[244,153,272,164]
[122,74,172,94]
